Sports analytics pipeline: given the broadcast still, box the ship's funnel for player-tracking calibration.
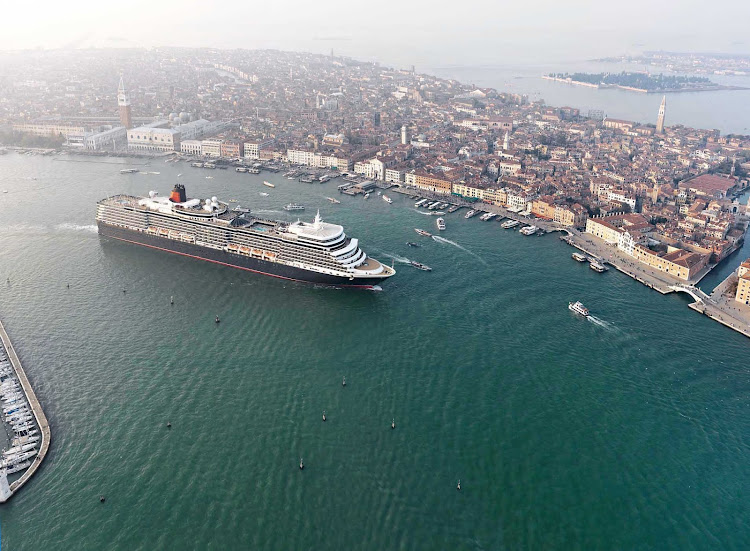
[169,183,187,203]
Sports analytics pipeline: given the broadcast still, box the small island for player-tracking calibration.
[542,71,748,93]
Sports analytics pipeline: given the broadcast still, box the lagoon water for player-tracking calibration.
[0,153,748,549]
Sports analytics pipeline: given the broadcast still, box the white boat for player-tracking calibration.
[326,197,341,204]
[479,212,497,221]
[501,220,520,229]
[520,225,538,235]
[465,209,477,219]
[263,181,275,188]
[436,218,446,231]
[4,460,31,474]
[590,261,609,273]
[284,203,305,211]
[415,199,428,208]
[569,301,590,317]
[572,252,587,262]
[415,228,432,237]
[235,167,248,173]
[382,195,393,204]
[364,193,370,199]
[120,168,139,174]
[259,192,269,197]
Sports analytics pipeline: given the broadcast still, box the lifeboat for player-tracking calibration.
[263,252,278,261]
[227,243,240,252]
[147,226,158,234]
[158,228,169,236]
[239,246,251,255]
[251,248,262,257]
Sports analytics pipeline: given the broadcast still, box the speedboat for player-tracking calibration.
[465,210,477,219]
[569,301,590,317]
[326,197,341,204]
[263,181,275,188]
[382,194,393,204]
[410,261,432,271]
[415,228,432,237]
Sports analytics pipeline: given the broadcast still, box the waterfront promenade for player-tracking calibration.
[391,186,750,339]
[0,317,50,502]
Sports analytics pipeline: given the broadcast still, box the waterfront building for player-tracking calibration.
[656,96,666,134]
[83,126,127,151]
[244,139,275,159]
[127,122,180,153]
[220,141,243,159]
[117,77,133,129]
[411,171,453,195]
[180,140,202,155]
[12,122,86,140]
[634,246,709,281]
[201,139,223,157]
[736,260,750,305]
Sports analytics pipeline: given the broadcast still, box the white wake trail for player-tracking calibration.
[431,235,487,265]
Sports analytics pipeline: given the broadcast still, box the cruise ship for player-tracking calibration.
[96,184,395,288]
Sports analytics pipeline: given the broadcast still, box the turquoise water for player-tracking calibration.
[0,154,748,549]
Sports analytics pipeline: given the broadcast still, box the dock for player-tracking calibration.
[0,317,50,503]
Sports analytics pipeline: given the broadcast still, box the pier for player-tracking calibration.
[0,317,50,503]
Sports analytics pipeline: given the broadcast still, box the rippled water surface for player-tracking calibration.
[0,154,748,549]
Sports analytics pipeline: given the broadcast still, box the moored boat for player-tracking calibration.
[501,220,520,229]
[589,261,608,273]
[572,252,587,262]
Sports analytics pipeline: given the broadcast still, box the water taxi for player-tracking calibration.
[501,220,520,229]
[382,194,393,204]
[410,261,432,271]
[436,218,446,231]
[263,181,275,188]
[465,209,477,219]
[568,301,590,317]
[326,197,341,204]
[415,228,432,237]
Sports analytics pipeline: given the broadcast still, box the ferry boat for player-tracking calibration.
[479,212,497,221]
[501,220,520,229]
[414,228,432,237]
[96,184,395,288]
[589,261,609,273]
[284,203,305,211]
[436,218,446,231]
[326,197,341,204]
[120,168,139,174]
[382,194,393,204]
[568,301,590,317]
[519,225,538,235]
[410,261,432,271]
[572,252,587,262]
[263,181,275,188]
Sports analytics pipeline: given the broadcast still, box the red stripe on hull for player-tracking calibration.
[103,232,375,289]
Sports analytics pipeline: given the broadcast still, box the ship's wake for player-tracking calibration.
[411,208,432,215]
[431,235,487,265]
[588,315,615,330]
[56,223,98,233]
[380,252,412,264]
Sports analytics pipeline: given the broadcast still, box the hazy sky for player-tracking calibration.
[1,0,747,68]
